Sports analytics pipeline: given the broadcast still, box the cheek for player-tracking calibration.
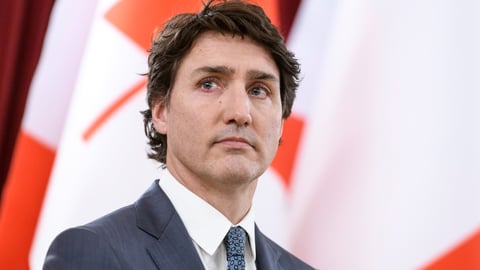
[262,117,283,147]
[169,108,196,135]
[168,101,209,143]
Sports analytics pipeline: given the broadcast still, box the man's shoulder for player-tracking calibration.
[76,180,165,236]
[44,182,164,269]
[43,203,138,269]
[80,203,137,235]
[47,202,139,253]
[53,181,160,245]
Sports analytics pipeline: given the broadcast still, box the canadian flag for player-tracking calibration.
[286,0,480,269]
[22,0,286,269]
[0,0,479,270]
[0,1,97,269]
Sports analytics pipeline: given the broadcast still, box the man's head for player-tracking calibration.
[143,0,300,167]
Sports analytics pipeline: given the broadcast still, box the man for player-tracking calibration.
[44,1,314,269]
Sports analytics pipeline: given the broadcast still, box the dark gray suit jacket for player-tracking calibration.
[43,180,315,269]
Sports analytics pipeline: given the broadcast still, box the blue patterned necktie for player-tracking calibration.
[224,226,247,270]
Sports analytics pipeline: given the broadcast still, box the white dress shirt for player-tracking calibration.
[158,169,257,270]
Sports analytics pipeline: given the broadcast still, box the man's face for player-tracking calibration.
[152,31,283,189]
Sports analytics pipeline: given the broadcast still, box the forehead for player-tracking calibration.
[178,31,279,78]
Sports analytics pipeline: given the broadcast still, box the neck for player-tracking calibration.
[203,183,257,224]
[167,167,258,224]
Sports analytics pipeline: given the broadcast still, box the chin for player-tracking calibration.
[217,161,265,183]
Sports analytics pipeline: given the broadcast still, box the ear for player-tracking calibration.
[152,102,168,134]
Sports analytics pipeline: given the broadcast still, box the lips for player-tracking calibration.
[215,136,254,149]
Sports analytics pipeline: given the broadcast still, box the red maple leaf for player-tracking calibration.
[104,0,203,51]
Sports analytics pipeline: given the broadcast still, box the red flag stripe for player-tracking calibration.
[423,229,480,270]
[271,115,305,188]
[0,132,55,270]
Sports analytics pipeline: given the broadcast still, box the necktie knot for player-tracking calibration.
[224,226,246,270]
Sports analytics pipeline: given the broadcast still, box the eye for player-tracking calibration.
[249,85,269,99]
[199,78,220,92]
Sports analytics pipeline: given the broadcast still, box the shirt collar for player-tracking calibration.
[158,169,256,258]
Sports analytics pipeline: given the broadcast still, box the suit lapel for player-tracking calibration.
[135,181,288,270]
[135,180,204,270]
[255,225,282,270]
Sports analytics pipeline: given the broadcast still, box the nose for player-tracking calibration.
[221,86,252,126]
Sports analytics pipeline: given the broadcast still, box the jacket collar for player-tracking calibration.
[135,180,205,269]
[134,180,283,270]
[255,225,283,270]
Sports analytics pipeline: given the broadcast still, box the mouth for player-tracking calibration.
[215,136,254,149]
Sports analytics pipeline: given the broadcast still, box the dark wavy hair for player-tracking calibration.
[142,0,300,165]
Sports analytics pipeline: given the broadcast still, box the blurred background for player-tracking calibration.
[0,0,479,269]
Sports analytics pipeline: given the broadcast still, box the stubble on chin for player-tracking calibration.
[202,154,265,185]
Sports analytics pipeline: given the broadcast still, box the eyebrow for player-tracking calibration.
[192,65,234,76]
[192,65,279,82]
[247,70,279,83]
